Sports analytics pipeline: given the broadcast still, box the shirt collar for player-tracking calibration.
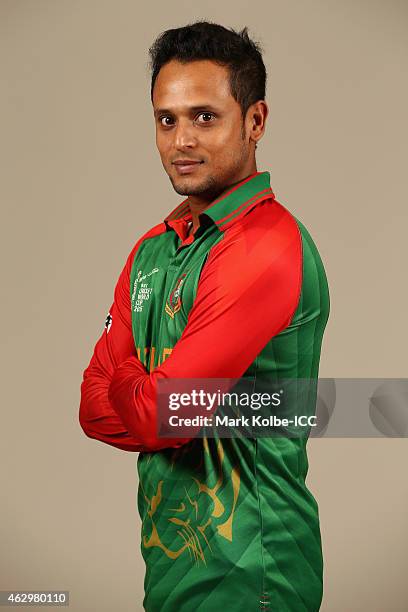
[164,171,274,233]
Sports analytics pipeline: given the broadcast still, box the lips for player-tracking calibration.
[173,160,203,166]
[172,160,204,175]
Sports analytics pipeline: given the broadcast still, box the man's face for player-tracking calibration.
[152,59,253,198]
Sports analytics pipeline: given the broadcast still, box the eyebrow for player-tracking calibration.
[153,105,221,117]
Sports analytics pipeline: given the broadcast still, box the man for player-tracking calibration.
[79,21,330,612]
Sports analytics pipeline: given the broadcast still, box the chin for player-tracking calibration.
[170,174,218,198]
[171,177,204,196]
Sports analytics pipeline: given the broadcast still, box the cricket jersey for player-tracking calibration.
[79,171,330,611]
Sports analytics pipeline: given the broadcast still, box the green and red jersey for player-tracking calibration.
[79,171,330,611]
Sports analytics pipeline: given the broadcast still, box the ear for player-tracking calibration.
[247,100,269,145]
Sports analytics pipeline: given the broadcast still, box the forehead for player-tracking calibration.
[152,59,234,109]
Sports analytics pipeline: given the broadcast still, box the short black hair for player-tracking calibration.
[149,21,266,118]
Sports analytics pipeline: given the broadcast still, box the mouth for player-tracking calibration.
[172,160,204,175]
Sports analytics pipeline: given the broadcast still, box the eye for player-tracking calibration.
[196,112,215,124]
[159,116,175,127]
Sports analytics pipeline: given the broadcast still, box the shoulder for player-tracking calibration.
[208,198,302,274]
[205,196,329,317]
[224,196,328,284]
[200,199,302,320]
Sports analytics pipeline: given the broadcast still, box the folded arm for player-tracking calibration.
[107,205,302,452]
[79,225,165,452]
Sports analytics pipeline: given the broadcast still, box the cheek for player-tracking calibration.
[209,129,244,163]
[212,122,243,152]
[155,132,170,158]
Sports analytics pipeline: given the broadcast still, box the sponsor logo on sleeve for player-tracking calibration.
[105,312,112,333]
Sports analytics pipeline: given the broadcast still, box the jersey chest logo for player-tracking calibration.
[165,274,186,319]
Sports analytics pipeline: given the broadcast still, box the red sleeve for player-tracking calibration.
[78,224,165,452]
[107,202,302,452]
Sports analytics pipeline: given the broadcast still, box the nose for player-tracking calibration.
[174,118,197,150]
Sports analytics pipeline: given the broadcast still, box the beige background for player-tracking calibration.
[1,0,407,610]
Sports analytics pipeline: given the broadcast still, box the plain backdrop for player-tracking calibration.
[1,1,407,610]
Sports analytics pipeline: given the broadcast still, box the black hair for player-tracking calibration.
[149,21,266,118]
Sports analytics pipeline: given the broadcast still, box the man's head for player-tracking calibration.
[149,21,268,200]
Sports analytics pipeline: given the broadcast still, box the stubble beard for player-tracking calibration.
[169,172,219,199]
[168,136,250,201]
